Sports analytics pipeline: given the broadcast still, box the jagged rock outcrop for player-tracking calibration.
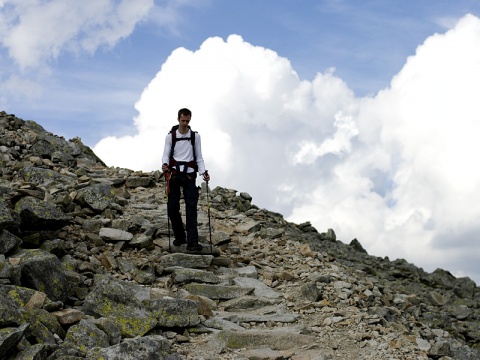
[1,110,480,359]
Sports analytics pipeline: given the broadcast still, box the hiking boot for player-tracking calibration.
[186,243,203,252]
[173,239,186,246]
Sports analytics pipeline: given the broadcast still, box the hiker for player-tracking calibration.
[162,108,210,252]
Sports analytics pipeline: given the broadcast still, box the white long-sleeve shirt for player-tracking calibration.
[162,129,206,174]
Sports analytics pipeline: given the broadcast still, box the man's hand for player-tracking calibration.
[202,171,210,182]
[162,163,169,173]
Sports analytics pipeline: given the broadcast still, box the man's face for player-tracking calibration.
[178,114,191,129]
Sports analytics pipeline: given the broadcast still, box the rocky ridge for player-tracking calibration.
[1,110,479,360]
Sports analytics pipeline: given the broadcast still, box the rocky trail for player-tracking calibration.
[1,111,479,359]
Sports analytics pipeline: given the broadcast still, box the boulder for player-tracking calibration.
[64,319,110,354]
[14,249,69,302]
[76,184,116,212]
[82,276,158,337]
[0,229,22,255]
[87,335,170,360]
[0,201,19,232]
[14,196,71,230]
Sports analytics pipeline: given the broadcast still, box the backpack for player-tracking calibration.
[169,125,198,173]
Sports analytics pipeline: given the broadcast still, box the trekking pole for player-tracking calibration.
[205,171,213,255]
[165,171,171,253]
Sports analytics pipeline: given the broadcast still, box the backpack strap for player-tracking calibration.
[169,125,198,173]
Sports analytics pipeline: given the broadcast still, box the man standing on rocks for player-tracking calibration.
[162,108,210,252]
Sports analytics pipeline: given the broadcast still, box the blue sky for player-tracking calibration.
[2,0,480,284]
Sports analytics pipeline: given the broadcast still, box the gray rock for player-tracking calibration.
[133,264,156,285]
[14,196,71,230]
[129,233,154,249]
[19,166,74,186]
[215,329,318,351]
[12,343,49,360]
[51,150,75,166]
[220,296,282,311]
[349,238,367,253]
[233,277,281,299]
[429,268,456,289]
[416,337,431,351]
[299,281,322,302]
[99,227,134,241]
[453,276,477,299]
[23,307,64,344]
[82,218,108,233]
[429,340,452,357]
[77,184,116,211]
[0,200,19,231]
[234,265,258,278]
[320,228,336,240]
[30,139,54,158]
[0,293,25,328]
[160,253,213,269]
[171,267,220,284]
[146,297,201,327]
[87,335,171,360]
[117,257,136,275]
[184,283,255,300]
[82,276,157,337]
[234,220,261,234]
[203,316,245,331]
[225,312,300,324]
[211,230,231,245]
[92,317,123,345]
[0,323,30,358]
[14,248,68,302]
[125,176,154,188]
[259,227,285,239]
[64,319,110,354]
[240,192,252,201]
[0,229,22,255]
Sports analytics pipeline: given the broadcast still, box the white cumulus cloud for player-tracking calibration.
[290,14,480,281]
[0,0,153,69]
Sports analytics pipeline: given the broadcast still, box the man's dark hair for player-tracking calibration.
[178,108,192,118]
